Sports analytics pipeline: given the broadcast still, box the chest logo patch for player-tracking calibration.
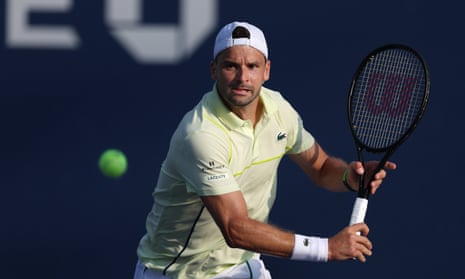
[277,132,287,141]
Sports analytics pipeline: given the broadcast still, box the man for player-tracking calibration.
[133,21,396,279]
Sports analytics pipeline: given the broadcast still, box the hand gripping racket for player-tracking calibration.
[348,44,430,227]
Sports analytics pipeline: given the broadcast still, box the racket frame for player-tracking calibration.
[347,44,430,223]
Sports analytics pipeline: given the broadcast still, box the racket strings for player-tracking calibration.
[351,48,427,150]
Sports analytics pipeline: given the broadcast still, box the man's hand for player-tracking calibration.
[346,161,397,194]
[328,223,373,262]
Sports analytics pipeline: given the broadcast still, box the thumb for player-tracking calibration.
[352,161,365,175]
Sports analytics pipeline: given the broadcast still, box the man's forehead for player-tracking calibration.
[217,45,266,62]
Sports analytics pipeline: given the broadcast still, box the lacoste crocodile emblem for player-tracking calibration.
[277,132,287,141]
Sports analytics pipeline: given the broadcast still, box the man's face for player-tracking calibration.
[210,45,270,111]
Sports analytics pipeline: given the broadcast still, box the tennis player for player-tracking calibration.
[133,21,396,279]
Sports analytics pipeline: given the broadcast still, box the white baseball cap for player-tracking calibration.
[213,21,268,59]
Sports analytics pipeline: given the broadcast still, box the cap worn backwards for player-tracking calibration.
[213,21,268,59]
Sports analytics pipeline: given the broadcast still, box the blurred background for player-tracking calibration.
[1,0,463,278]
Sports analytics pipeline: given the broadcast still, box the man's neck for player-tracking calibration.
[230,98,264,128]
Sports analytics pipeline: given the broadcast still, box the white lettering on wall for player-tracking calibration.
[105,0,218,64]
[5,0,219,64]
[6,0,80,48]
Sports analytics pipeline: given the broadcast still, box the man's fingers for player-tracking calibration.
[351,223,370,236]
[349,236,373,262]
[384,161,397,170]
[355,164,364,175]
[349,224,373,261]
[355,241,373,262]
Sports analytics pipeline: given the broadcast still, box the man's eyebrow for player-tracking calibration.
[219,59,238,65]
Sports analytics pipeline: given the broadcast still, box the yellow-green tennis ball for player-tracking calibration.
[98,149,127,178]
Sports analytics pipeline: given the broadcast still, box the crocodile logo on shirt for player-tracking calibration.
[277,132,287,141]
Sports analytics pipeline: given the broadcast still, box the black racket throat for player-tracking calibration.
[355,147,394,199]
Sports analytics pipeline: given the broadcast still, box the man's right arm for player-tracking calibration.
[201,189,374,262]
[201,191,295,258]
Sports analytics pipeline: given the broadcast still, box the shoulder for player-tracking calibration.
[171,96,231,157]
[261,87,286,103]
[175,91,227,136]
[261,87,301,126]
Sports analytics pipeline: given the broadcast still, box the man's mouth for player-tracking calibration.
[232,86,252,95]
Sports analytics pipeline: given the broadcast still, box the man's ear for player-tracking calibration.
[264,59,271,81]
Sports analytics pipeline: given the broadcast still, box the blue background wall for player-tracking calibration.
[1,1,463,278]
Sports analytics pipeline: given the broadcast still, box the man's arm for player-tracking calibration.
[201,189,373,262]
[288,142,350,192]
[288,141,397,193]
[200,142,391,262]
[201,191,294,258]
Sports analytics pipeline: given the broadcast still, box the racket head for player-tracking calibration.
[348,44,430,153]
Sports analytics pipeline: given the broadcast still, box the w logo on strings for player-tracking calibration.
[364,72,417,117]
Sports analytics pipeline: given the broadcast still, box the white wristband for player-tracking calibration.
[291,234,328,262]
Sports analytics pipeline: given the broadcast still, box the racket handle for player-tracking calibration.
[349,197,368,225]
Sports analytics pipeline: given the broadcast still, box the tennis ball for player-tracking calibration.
[98,149,127,178]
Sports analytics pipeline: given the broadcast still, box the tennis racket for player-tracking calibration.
[347,44,430,227]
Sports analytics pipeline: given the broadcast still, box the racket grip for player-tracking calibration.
[349,197,368,225]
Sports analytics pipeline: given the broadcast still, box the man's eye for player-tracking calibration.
[224,63,236,69]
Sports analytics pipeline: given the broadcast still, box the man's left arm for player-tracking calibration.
[288,141,396,193]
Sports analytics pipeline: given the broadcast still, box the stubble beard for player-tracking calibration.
[224,84,261,109]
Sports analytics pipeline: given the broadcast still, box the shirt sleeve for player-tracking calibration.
[174,129,240,196]
[286,113,315,154]
[271,92,314,154]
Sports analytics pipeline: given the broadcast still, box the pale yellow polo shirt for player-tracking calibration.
[136,85,315,278]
